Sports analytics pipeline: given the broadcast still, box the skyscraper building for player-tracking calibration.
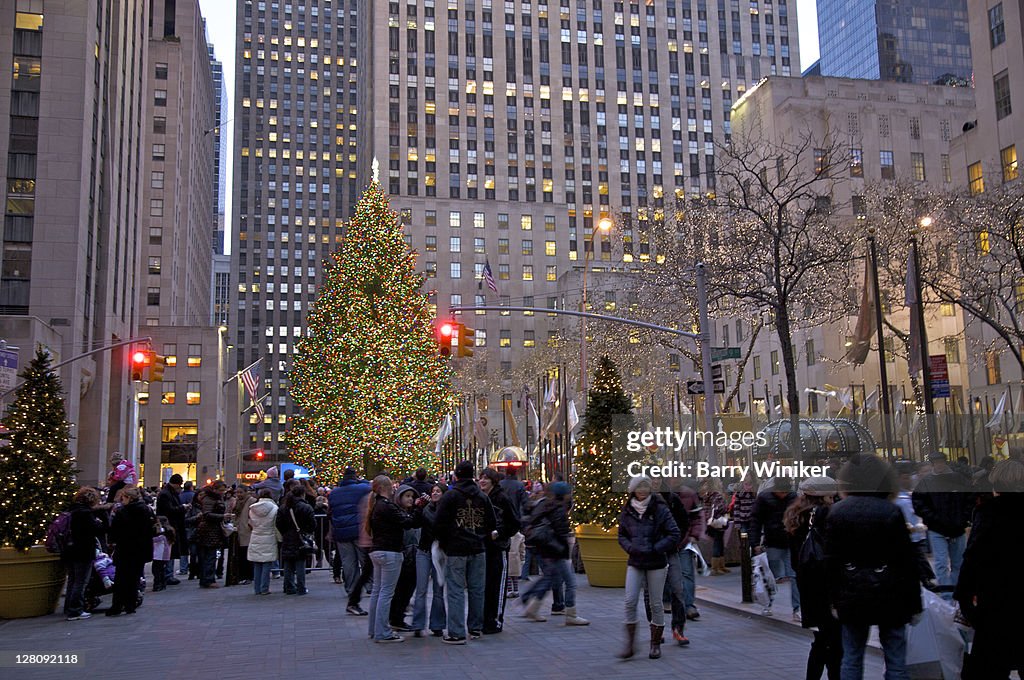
[231,0,798,462]
[0,0,149,484]
[208,40,229,253]
[816,0,973,84]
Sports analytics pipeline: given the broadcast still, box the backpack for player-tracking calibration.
[44,511,73,554]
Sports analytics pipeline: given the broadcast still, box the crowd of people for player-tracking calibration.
[52,450,1023,678]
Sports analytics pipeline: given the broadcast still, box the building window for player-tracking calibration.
[852,195,867,219]
[497,238,509,254]
[450,262,462,278]
[522,240,533,256]
[545,240,556,256]
[849,148,863,177]
[770,350,780,375]
[474,237,485,254]
[163,344,177,367]
[522,265,533,281]
[911,153,926,181]
[880,150,894,179]
[150,199,163,216]
[498,263,509,280]
[753,356,761,380]
[944,337,960,364]
[155,62,168,79]
[154,89,167,106]
[546,265,557,281]
[979,230,992,255]
[473,212,485,229]
[941,154,951,183]
[151,171,164,189]
[805,340,816,366]
[161,381,176,405]
[186,381,201,406]
[425,235,437,251]
[147,287,160,306]
[152,144,165,161]
[986,350,1002,385]
[523,330,535,347]
[940,302,956,317]
[187,344,201,368]
[153,117,166,134]
[995,71,1012,120]
[450,236,461,252]
[449,211,461,228]
[521,215,532,230]
[990,3,1005,47]
[499,330,511,347]
[813,148,827,175]
[968,162,985,195]
[148,256,161,274]
[1002,145,1019,182]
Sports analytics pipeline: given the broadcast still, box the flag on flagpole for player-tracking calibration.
[431,415,452,453]
[527,392,541,434]
[240,359,264,420]
[567,399,580,433]
[906,252,923,376]
[503,399,522,447]
[986,390,1008,431]
[846,256,875,364]
[483,260,499,294]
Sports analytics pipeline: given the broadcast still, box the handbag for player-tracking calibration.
[290,509,317,556]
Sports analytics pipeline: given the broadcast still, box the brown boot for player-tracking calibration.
[710,557,724,575]
[618,623,637,659]
[719,558,732,574]
[649,624,664,659]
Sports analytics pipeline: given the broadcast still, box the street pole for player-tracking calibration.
[580,219,612,397]
[910,228,938,452]
[696,263,718,465]
[867,229,895,459]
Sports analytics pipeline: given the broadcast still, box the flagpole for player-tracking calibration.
[867,229,895,460]
[562,363,571,481]
[910,223,938,452]
[223,357,263,387]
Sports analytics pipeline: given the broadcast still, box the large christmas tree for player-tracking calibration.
[572,356,634,529]
[288,182,454,480]
[0,349,77,550]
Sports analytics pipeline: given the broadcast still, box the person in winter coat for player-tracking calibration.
[251,466,283,503]
[700,479,730,575]
[729,471,759,533]
[155,474,185,587]
[912,451,973,587]
[479,467,521,634]
[107,487,155,616]
[676,480,705,621]
[617,475,681,660]
[64,487,103,620]
[656,480,691,645]
[328,467,371,594]
[518,481,589,627]
[233,487,256,585]
[365,475,423,643]
[193,480,229,588]
[955,459,1024,679]
[388,485,422,632]
[499,467,528,599]
[412,482,447,636]
[750,477,800,620]
[246,489,279,595]
[825,454,921,680]
[784,476,840,680]
[276,485,315,595]
[894,462,936,586]
[433,461,498,644]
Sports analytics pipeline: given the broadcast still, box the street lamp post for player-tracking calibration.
[911,217,938,453]
[580,217,612,396]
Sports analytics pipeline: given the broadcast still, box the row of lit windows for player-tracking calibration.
[138,381,203,406]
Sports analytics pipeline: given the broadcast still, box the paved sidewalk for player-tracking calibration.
[0,567,886,680]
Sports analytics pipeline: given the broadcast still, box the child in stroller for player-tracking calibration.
[84,546,146,613]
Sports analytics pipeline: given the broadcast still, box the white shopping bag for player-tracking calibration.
[905,588,965,680]
[752,552,777,607]
[685,542,712,577]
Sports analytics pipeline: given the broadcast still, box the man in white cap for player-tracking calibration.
[252,466,283,503]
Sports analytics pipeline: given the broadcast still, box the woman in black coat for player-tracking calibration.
[955,459,1024,679]
[64,487,103,620]
[276,485,316,595]
[784,476,839,680]
[107,487,156,616]
[617,476,681,660]
[824,454,921,680]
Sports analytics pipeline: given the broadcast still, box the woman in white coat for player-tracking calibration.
[247,489,280,595]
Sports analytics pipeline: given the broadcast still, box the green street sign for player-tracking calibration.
[710,346,741,361]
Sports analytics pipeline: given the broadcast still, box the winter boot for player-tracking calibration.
[522,597,547,622]
[564,607,590,626]
[649,624,664,659]
[719,558,732,574]
[711,557,725,575]
[618,623,637,659]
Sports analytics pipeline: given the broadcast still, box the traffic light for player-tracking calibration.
[148,354,167,382]
[243,448,266,462]
[457,323,475,358]
[131,350,151,382]
[256,449,265,461]
[437,320,455,357]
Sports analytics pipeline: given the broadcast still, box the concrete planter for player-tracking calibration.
[0,546,65,619]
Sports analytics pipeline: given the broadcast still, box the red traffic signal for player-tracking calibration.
[255,449,265,460]
[436,320,455,357]
[131,350,152,381]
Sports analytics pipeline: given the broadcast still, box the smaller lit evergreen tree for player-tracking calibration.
[572,356,634,529]
[0,349,77,550]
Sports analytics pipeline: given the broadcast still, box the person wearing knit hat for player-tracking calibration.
[617,474,681,660]
[750,476,801,621]
[455,460,475,479]
[784,476,839,679]
[252,465,283,503]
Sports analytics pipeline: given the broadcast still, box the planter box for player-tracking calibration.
[575,523,627,587]
[0,546,65,619]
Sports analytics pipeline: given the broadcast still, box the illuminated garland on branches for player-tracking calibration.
[0,349,77,551]
[287,183,454,480]
[572,356,633,529]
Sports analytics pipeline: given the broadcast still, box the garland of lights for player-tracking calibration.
[0,349,77,551]
[287,182,455,481]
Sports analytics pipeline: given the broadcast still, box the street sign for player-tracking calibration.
[928,354,950,399]
[710,346,741,361]
[686,379,726,395]
[0,348,18,393]
[711,363,723,379]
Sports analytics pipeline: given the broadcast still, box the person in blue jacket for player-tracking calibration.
[328,466,371,612]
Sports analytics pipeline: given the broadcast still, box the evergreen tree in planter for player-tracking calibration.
[0,349,77,551]
[572,356,635,529]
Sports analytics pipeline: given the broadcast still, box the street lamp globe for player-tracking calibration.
[918,216,933,228]
[598,217,613,232]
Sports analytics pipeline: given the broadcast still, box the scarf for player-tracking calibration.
[630,495,651,516]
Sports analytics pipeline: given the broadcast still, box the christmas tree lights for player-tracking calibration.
[572,356,634,529]
[287,183,454,480]
[0,349,77,551]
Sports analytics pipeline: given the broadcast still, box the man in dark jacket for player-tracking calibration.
[912,451,973,587]
[433,460,498,644]
[328,467,371,599]
[64,487,104,620]
[479,467,521,633]
[659,481,691,644]
[406,468,435,497]
[826,454,921,679]
[499,466,528,517]
[156,474,185,586]
[108,487,155,616]
[750,477,800,619]
[193,480,228,589]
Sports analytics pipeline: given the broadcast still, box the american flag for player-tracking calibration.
[240,359,264,419]
[483,260,499,294]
